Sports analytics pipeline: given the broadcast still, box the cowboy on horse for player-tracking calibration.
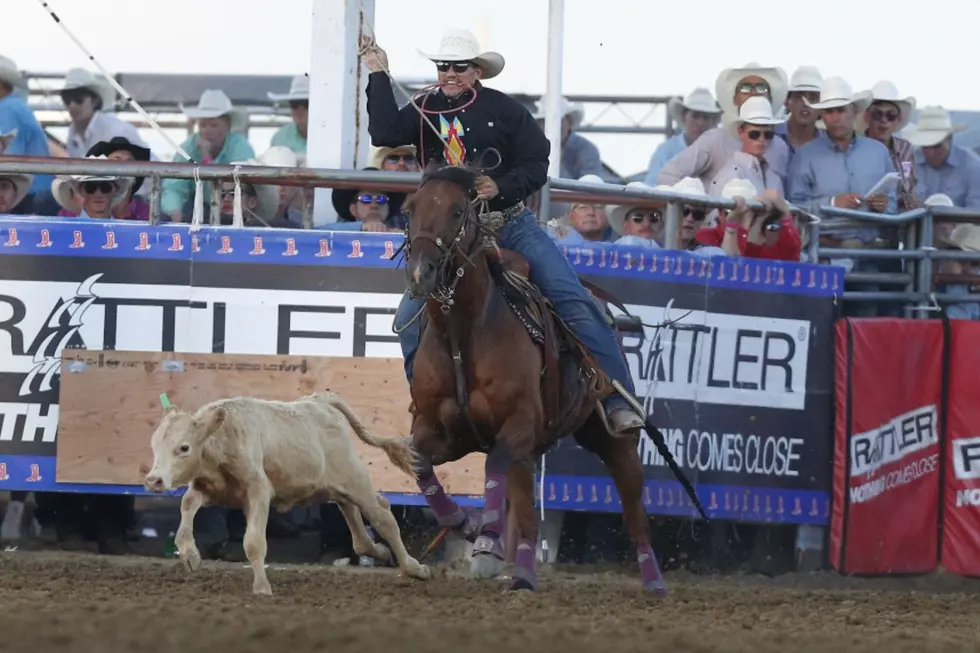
[361,29,644,436]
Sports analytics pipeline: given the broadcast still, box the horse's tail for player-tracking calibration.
[324,393,419,480]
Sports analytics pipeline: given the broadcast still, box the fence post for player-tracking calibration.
[148,175,161,226]
[917,209,936,315]
[664,201,680,250]
[209,181,221,226]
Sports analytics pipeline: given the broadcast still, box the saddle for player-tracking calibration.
[485,245,620,435]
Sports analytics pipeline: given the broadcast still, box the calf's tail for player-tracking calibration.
[324,393,418,479]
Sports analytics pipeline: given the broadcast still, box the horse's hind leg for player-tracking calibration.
[575,420,668,595]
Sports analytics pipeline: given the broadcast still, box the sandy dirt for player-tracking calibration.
[2,550,980,652]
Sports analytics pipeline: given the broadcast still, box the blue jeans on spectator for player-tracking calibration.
[394,209,635,410]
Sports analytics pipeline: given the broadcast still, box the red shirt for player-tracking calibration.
[696,213,801,261]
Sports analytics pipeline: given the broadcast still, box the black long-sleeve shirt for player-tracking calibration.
[366,72,550,212]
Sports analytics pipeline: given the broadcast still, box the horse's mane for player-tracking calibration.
[420,165,479,197]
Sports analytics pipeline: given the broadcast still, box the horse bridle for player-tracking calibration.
[404,197,484,313]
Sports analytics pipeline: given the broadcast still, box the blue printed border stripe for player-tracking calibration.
[0,457,829,525]
[0,218,844,298]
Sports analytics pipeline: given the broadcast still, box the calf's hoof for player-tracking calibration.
[181,546,202,572]
[403,562,432,581]
[253,580,273,596]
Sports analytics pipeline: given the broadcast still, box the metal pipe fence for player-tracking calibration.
[0,157,979,316]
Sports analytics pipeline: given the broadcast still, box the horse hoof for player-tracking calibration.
[643,580,668,596]
[469,552,504,579]
[509,577,536,592]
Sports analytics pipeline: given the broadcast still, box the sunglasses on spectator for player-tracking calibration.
[220,184,256,197]
[435,61,473,73]
[289,100,309,111]
[683,207,706,221]
[629,211,661,224]
[870,108,900,122]
[747,129,775,141]
[357,194,389,205]
[738,82,770,95]
[61,91,92,106]
[385,154,415,164]
[80,181,115,194]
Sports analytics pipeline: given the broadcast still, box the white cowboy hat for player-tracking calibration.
[720,177,759,201]
[0,55,26,92]
[0,128,16,155]
[854,81,917,134]
[925,193,954,208]
[0,171,33,212]
[533,96,585,128]
[181,89,248,133]
[416,28,505,79]
[267,75,310,103]
[62,68,117,111]
[672,176,708,197]
[950,223,980,252]
[803,76,871,112]
[904,106,967,148]
[787,66,823,93]
[668,87,722,125]
[230,154,286,221]
[51,156,134,213]
[607,181,656,234]
[715,63,788,116]
[368,144,418,169]
[728,96,786,136]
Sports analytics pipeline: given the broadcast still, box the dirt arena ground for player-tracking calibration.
[2,551,979,653]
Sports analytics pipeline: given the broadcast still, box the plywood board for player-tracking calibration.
[56,351,485,495]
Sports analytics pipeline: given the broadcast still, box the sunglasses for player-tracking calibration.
[738,82,770,95]
[61,91,92,106]
[683,207,706,221]
[629,211,662,224]
[357,194,389,205]
[870,108,900,122]
[385,154,415,164]
[435,61,473,73]
[81,181,115,194]
[747,129,776,141]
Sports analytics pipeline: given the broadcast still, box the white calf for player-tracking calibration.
[144,391,429,594]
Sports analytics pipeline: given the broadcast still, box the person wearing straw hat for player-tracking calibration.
[362,29,646,435]
[268,74,310,157]
[60,68,149,160]
[643,88,721,186]
[854,81,917,211]
[699,178,801,261]
[776,66,823,154]
[0,167,33,215]
[939,221,980,321]
[0,55,54,211]
[161,89,255,223]
[709,96,787,197]
[54,137,153,220]
[546,174,613,243]
[328,167,407,233]
[908,106,980,210]
[659,63,790,188]
[51,156,134,220]
[533,96,603,180]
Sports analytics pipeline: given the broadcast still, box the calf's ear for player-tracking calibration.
[198,406,227,438]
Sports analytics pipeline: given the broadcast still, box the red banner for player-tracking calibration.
[830,318,944,575]
[942,320,980,576]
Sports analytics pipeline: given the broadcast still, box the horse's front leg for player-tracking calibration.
[412,415,480,540]
[469,419,536,584]
[504,461,539,591]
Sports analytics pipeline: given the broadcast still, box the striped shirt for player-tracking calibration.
[873,134,916,211]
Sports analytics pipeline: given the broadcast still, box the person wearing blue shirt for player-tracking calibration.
[0,56,53,212]
[643,87,721,186]
[906,106,980,210]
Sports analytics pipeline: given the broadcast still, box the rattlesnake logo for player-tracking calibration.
[18,274,103,397]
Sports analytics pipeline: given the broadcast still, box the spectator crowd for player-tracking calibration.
[1,53,979,561]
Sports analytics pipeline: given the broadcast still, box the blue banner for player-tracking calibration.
[0,217,842,525]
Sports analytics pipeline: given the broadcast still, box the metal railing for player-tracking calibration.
[0,156,977,315]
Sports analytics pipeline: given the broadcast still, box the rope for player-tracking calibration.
[35,0,193,162]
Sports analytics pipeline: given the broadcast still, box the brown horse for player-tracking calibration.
[401,164,703,593]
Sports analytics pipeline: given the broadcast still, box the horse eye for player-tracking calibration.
[454,207,465,218]
[178,444,190,454]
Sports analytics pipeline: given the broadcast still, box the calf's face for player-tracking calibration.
[144,406,227,492]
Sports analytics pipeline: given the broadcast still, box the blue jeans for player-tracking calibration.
[394,209,635,407]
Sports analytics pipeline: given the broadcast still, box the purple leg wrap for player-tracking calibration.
[479,473,509,537]
[417,472,459,522]
[510,539,538,591]
[637,544,668,595]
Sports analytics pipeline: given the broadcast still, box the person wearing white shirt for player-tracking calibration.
[709,96,786,197]
[61,68,150,160]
